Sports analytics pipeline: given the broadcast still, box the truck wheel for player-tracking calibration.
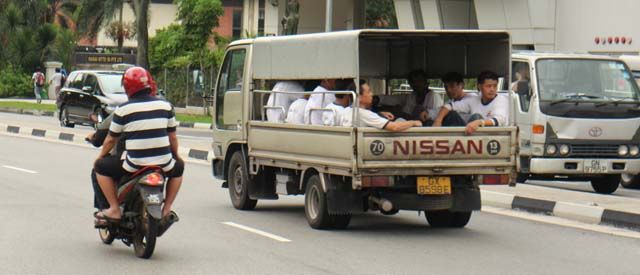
[227,151,257,210]
[304,174,351,229]
[426,210,471,228]
[590,175,620,194]
[621,174,640,189]
[516,173,528,183]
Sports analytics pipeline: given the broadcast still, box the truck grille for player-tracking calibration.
[569,144,619,158]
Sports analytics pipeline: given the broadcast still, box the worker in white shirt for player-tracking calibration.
[319,79,354,126]
[377,69,443,124]
[266,80,304,122]
[433,71,509,135]
[342,80,421,131]
[285,94,310,124]
[304,79,337,125]
[441,72,476,122]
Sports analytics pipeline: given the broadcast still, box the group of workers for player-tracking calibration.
[266,69,509,135]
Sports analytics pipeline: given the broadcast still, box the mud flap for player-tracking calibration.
[248,167,278,200]
[450,176,481,212]
[138,185,164,220]
[325,175,365,215]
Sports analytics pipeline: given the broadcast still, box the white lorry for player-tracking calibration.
[511,52,640,194]
[210,30,518,229]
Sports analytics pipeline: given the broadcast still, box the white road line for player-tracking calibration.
[2,165,38,174]
[222,222,292,242]
[482,206,640,240]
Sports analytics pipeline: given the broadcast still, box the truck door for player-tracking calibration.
[512,61,534,162]
[213,46,248,153]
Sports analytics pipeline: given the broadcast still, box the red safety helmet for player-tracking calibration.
[122,67,157,98]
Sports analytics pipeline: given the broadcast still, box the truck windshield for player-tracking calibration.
[536,59,640,104]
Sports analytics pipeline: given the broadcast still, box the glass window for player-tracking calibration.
[83,74,99,92]
[97,73,125,94]
[512,61,531,112]
[536,59,640,102]
[232,9,243,39]
[69,73,84,89]
[215,49,246,129]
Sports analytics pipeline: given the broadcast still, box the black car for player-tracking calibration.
[57,70,128,128]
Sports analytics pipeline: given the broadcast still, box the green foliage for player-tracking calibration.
[0,66,34,98]
[365,0,398,29]
[53,28,78,71]
[175,0,223,46]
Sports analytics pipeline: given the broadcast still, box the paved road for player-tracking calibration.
[0,112,211,149]
[525,180,640,199]
[1,134,640,275]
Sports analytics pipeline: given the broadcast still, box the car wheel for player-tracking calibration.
[92,108,105,129]
[60,106,75,128]
[304,174,351,230]
[621,174,640,189]
[590,175,620,194]
[227,151,258,210]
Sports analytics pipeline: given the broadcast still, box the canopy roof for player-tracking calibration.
[248,29,511,80]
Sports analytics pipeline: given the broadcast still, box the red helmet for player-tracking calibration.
[122,67,156,97]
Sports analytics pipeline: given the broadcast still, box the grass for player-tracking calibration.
[0,100,213,124]
[175,113,213,124]
[0,101,57,112]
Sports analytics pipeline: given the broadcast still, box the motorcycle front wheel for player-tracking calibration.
[132,198,158,259]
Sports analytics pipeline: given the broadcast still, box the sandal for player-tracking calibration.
[93,210,121,223]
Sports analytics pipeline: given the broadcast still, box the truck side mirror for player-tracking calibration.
[223,91,242,129]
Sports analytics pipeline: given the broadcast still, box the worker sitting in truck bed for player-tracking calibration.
[319,79,354,126]
[341,80,422,131]
[304,79,338,125]
[266,80,304,122]
[432,70,509,135]
[376,69,443,125]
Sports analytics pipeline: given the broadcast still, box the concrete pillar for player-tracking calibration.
[44,61,62,100]
[325,0,333,31]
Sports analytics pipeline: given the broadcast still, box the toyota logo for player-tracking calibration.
[589,127,603,137]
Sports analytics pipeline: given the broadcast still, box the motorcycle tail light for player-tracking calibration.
[140,172,164,186]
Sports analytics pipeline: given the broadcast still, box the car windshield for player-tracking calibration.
[536,59,640,102]
[97,73,125,94]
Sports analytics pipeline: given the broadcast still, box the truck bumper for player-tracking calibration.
[529,157,640,174]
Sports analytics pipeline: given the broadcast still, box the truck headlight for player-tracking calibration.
[546,144,557,155]
[618,145,629,156]
[559,144,570,155]
[630,145,639,156]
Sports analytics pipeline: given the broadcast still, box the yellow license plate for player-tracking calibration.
[417,177,451,195]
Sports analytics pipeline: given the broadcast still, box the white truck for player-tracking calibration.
[210,30,518,229]
[511,52,640,194]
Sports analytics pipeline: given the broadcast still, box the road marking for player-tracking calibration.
[2,165,38,174]
[222,222,292,242]
[483,206,640,240]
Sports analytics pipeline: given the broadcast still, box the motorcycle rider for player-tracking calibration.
[93,67,184,224]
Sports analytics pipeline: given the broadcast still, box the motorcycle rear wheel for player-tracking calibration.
[98,228,115,245]
[133,198,158,259]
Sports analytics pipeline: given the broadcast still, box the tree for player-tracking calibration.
[365,0,398,29]
[45,0,80,30]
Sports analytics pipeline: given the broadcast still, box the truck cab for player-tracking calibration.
[511,52,640,193]
[211,30,518,230]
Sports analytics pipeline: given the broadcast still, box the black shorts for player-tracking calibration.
[94,155,184,180]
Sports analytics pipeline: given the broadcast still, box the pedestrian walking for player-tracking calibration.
[49,68,63,103]
[31,67,45,104]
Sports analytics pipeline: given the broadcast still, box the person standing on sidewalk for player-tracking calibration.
[49,68,63,104]
[31,67,45,104]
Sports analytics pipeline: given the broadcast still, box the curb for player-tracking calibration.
[481,190,640,231]
[0,123,214,162]
[0,107,214,130]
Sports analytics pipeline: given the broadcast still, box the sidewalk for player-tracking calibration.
[0,98,213,129]
[481,184,640,231]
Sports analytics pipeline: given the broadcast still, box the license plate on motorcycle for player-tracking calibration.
[417,176,451,195]
[584,159,608,173]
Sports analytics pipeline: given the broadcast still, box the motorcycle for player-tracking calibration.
[95,166,179,259]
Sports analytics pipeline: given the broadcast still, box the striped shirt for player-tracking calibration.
[109,95,178,173]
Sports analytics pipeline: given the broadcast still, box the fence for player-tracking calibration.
[154,65,218,109]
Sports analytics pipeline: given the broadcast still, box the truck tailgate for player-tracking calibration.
[357,126,517,176]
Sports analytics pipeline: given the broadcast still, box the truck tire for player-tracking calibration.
[426,210,471,228]
[621,173,640,189]
[227,151,258,210]
[304,174,351,230]
[516,173,528,184]
[590,175,620,194]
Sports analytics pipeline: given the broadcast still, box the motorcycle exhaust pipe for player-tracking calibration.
[157,211,179,237]
[369,196,394,213]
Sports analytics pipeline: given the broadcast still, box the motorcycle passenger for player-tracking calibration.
[94,67,184,224]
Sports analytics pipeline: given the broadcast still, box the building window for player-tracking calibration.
[232,9,243,39]
[258,0,265,36]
